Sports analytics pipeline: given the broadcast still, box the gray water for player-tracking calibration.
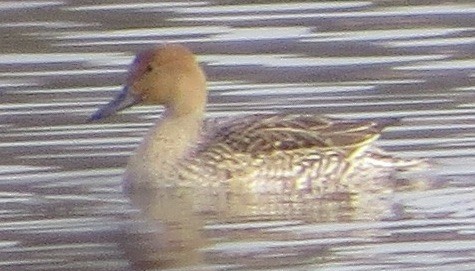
[0,1,474,270]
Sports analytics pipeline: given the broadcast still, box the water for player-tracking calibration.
[0,1,474,270]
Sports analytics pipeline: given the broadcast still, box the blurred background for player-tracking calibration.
[0,1,474,270]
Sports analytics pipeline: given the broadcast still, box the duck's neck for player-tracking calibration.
[125,107,204,185]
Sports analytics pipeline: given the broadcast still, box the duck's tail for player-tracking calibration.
[365,147,430,171]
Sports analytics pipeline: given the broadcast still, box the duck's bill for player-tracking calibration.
[88,86,140,121]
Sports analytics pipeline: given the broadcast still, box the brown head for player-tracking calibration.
[89,44,207,121]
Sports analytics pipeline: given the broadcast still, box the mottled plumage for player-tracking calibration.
[89,44,426,196]
[176,114,422,194]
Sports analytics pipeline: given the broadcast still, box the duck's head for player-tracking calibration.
[89,44,207,121]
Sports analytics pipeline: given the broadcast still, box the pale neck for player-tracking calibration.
[124,108,204,187]
[132,108,204,164]
[167,95,207,117]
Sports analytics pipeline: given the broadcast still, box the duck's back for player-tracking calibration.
[179,115,421,194]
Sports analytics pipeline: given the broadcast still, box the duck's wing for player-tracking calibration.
[199,114,398,159]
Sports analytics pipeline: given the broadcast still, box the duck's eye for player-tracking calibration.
[145,65,153,72]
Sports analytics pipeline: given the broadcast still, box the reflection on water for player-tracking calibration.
[121,170,439,270]
[0,0,474,270]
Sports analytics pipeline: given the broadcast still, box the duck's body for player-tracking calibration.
[90,44,424,195]
[125,113,418,194]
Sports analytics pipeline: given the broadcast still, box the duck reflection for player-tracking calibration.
[88,44,428,270]
[120,174,419,270]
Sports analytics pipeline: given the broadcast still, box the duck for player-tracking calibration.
[89,44,425,195]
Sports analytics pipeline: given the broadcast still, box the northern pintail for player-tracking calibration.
[90,44,425,195]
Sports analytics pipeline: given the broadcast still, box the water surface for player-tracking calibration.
[0,1,474,270]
